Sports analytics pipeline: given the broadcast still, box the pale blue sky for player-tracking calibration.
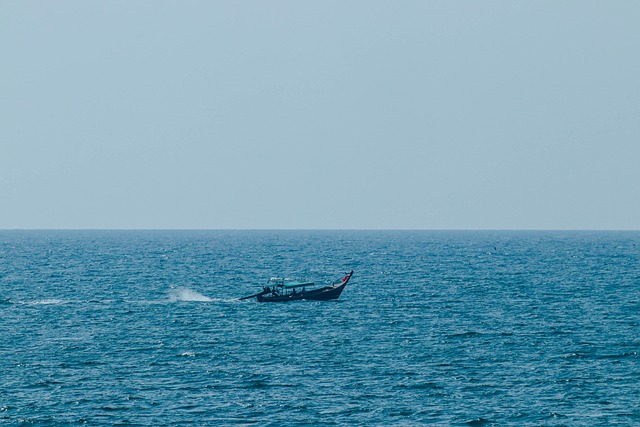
[1,1,639,229]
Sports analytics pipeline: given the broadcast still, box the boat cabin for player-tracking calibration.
[263,278,314,297]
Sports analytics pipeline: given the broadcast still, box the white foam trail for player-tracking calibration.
[168,288,212,302]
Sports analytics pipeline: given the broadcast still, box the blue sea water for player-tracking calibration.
[1,230,638,426]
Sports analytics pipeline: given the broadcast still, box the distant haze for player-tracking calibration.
[1,1,638,229]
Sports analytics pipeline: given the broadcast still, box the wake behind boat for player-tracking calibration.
[240,271,353,302]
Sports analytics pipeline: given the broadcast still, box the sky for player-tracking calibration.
[1,1,639,230]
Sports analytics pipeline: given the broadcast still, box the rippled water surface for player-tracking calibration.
[1,230,639,426]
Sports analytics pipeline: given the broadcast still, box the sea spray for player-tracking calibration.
[168,288,212,302]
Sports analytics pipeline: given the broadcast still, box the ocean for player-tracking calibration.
[1,230,638,426]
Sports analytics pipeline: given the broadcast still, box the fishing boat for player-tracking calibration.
[239,271,353,302]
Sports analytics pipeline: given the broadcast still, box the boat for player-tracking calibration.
[239,271,353,302]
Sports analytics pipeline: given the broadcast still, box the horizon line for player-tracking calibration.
[1,228,639,232]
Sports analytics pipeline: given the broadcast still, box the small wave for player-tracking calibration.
[168,288,212,302]
[24,299,65,306]
[464,418,494,426]
[448,331,483,339]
